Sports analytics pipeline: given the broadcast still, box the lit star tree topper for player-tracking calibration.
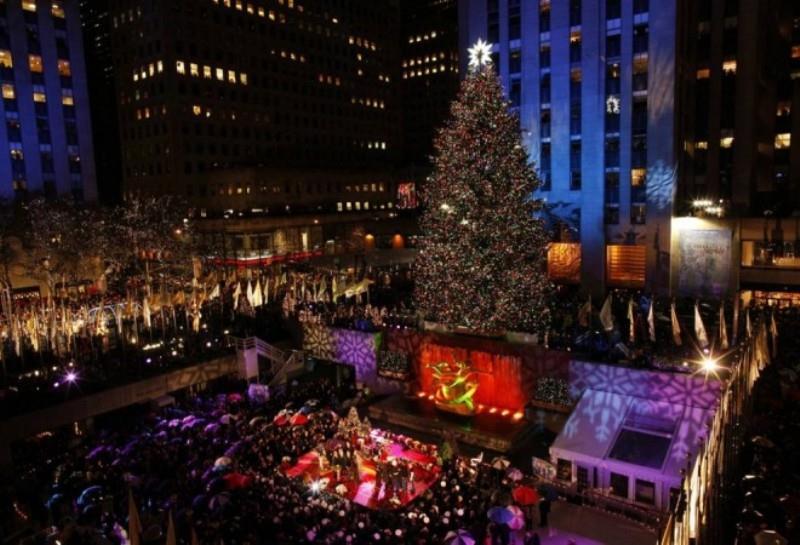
[414,48,552,334]
[467,38,493,71]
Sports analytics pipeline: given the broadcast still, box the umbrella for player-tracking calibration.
[204,423,221,434]
[290,413,309,426]
[273,410,291,426]
[208,492,231,511]
[752,436,776,449]
[506,505,525,530]
[214,456,232,468]
[512,485,540,506]
[506,467,523,481]
[444,530,476,545]
[87,446,110,460]
[487,506,513,525]
[222,472,252,490]
[219,414,234,425]
[78,485,104,507]
[248,416,267,427]
[754,530,788,545]
[225,442,244,457]
[46,493,65,510]
[490,456,511,470]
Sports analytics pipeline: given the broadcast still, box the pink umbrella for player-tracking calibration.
[506,505,525,530]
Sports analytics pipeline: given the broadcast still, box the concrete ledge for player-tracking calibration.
[0,354,238,449]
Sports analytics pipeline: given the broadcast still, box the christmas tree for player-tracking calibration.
[414,40,551,334]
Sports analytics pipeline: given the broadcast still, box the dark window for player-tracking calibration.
[487,0,499,42]
[606,34,621,58]
[509,49,521,74]
[610,472,629,498]
[605,138,620,167]
[509,0,521,40]
[540,3,551,32]
[540,74,551,103]
[539,43,550,68]
[635,479,656,504]
[557,459,572,481]
[605,206,619,225]
[633,25,649,55]
[540,109,551,138]
[606,0,621,19]
[605,172,620,203]
[634,0,649,14]
[570,36,581,64]
[632,100,647,135]
[570,0,581,26]
[510,79,521,107]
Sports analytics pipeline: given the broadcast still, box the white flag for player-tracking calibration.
[627,298,635,343]
[694,302,708,348]
[599,294,614,332]
[719,303,729,350]
[670,302,682,346]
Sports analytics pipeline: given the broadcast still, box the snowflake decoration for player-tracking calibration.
[468,38,493,71]
[606,95,620,114]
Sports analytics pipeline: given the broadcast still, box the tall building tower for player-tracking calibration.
[79,0,120,203]
[109,0,401,216]
[0,0,97,200]
[676,0,800,217]
[460,0,678,295]
[401,0,460,168]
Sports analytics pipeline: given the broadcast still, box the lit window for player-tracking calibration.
[157,60,163,73]
[33,91,47,103]
[1,84,14,99]
[203,66,212,79]
[240,73,248,85]
[722,59,737,74]
[57,59,71,76]
[346,202,352,211]
[29,55,44,73]
[337,202,343,211]
[720,136,734,148]
[631,168,646,186]
[696,141,708,150]
[216,68,224,81]
[0,50,12,68]
[696,68,710,79]
[192,105,202,116]
[793,46,800,60]
[148,63,155,76]
[775,133,791,149]
[176,60,186,74]
[228,70,237,84]
[22,1,36,12]
[51,1,65,18]
[61,89,74,105]
[257,7,265,16]
[190,63,199,76]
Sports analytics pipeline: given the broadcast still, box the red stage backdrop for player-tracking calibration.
[419,342,526,412]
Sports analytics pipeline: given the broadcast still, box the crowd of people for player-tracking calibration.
[1,378,556,545]
[733,309,800,545]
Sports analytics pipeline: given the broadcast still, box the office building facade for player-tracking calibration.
[0,0,96,200]
[460,0,677,295]
[109,0,402,215]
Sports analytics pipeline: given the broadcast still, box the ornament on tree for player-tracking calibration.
[414,42,552,334]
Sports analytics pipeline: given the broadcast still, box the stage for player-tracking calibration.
[367,394,534,453]
[284,428,441,510]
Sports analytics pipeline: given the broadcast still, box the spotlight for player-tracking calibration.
[700,356,718,373]
[309,480,323,494]
[64,371,78,383]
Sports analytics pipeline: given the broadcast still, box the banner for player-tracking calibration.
[677,229,732,297]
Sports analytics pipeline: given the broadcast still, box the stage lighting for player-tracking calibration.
[309,480,323,494]
[65,371,78,383]
[512,411,524,421]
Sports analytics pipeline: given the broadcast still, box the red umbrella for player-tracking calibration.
[273,410,290,426]
[222,472,252,490]
[512,485,540,506]
[290,413,309,426]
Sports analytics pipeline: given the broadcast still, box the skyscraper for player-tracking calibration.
[79,0,120,203]
[401,0,460,168]
[0,0,97,200]
[460,0,676,294]
[109,0,402,216]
